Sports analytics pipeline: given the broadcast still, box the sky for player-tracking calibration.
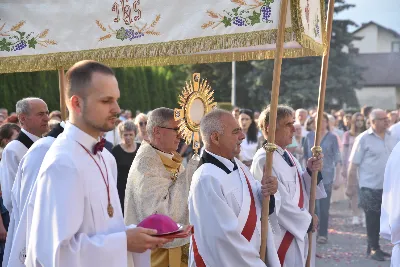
[335,0,400,33]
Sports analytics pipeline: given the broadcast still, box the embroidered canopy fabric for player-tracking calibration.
[0,0,325,73]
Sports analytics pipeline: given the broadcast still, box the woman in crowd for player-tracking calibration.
[134,113,149,143]
[238,109,259,167]
[304,113,341,244]
[342,112,366,225]
[111,120,140,214]
[0,123,21,264]
[0,123,20,150]
[342,113,352,132]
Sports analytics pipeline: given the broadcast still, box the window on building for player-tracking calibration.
[392,41,400,52]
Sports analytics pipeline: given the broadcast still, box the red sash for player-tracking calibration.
[193,165,257,266]
[277,152,304,266]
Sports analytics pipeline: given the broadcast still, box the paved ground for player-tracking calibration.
[316,200,392,267]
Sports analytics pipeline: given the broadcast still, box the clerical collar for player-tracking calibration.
[150,143,174,159]
[21,128,40,142]
[45,121,66,138]
[205,150,236,172]
[64,122,99,153]
[274,145,286,156]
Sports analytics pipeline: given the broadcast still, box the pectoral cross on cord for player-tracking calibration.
[78,143,114,218]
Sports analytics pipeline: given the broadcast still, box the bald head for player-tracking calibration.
[16,97,46,116]
[200,109,245,159]
[65,60,115,99]
[15,97,49,136]
[200,109,231,146]
[370,109,390,133]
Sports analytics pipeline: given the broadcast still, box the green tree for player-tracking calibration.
[0,66,187,113]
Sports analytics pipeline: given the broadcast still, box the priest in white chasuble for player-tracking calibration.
[125,107,199,267]
[7,121,65,267]
[381,141,400,266]
[26,60,171,267]
[0,97,50,267]
[251,105,326,267]
[188,109,281,267]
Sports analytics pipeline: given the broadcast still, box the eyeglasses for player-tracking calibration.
[159,126,180,132]
[375,117,389,121]
[139,121,147,126]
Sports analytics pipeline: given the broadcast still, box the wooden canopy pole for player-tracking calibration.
[305,0,335,266]
[58,68,67,121]
[260,0,289,262]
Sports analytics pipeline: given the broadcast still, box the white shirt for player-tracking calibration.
[390,122,400,142]
[8,121,66,267]
[1,129,39,212]
[381,141,400,266]
[381,141,400,245]
[239,133,262,162]
[0,129,39,267]
[8,136,57,267]
[26,122,149,267]
[105,129,121,146]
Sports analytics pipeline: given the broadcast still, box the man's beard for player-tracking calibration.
[82,113,117,133]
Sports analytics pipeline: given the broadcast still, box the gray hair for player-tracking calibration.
[295,108,307,116]
[327,114,335,123]
[258,105,294,131]
[146,108,174,141]
[369,109,385,121]
[16,97,44,115]
[118,119,137,137]
[200,109,231,146]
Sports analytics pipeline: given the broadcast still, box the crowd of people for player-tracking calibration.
[231,104,400,262]
[0,59,398,267]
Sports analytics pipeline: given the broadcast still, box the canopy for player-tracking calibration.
[0,0,325,73]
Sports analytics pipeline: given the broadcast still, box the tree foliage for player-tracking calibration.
[0,66,185,113]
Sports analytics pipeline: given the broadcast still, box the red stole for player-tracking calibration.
[192,166,257,266]
[277,152,305,266]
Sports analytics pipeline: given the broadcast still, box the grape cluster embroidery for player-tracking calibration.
[313,14,320,38]
[305,0,310,29]
[0,20,57,52]
[96,14,161,42]
[202,0,274,29]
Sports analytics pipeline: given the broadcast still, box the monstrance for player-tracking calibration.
[174,73,217,155]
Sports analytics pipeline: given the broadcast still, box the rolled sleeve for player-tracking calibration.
[349,136,364,165]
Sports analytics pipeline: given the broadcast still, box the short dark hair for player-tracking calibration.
[0,123,21,148]
[65,60,115,99]
[361,105,373,118]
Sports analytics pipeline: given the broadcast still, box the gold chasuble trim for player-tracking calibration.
[156,151,183,181]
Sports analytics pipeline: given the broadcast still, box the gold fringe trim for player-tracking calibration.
[0,48,321,73]
[0,1,328,73]
[290,0,327,56]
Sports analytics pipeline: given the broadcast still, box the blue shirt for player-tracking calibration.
[304,131,341,185]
